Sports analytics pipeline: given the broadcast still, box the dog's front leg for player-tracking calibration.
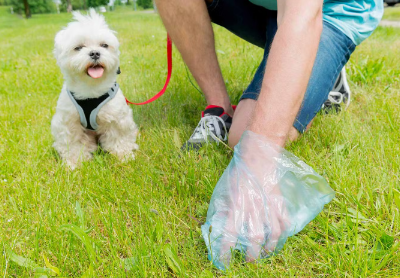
[51,114,97,169]
[98,116,139,162]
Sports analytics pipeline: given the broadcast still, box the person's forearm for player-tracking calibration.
[249,6,322,146]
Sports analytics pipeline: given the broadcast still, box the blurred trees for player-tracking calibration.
[60,0,85,11]
[10,0,56,15]
[0,0,12,5]
[59,0,107,11]
[3,0,153,17]
[66,0,72,12]
[87,0,107,8]
[137,0,151,9]
[23,0,31,17]
[10,0,109,14]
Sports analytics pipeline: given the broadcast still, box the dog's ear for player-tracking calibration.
[117,67,121,74]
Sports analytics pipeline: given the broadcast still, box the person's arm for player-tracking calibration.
[202,3,336,267]
[249,0,323,146]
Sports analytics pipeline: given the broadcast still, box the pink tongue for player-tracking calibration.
[88,66,104,79]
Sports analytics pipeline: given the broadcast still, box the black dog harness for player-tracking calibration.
[67,82,119,131]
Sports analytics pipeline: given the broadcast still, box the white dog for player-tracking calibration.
[51,9,138,169]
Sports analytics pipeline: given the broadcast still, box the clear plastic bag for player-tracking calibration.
[201,131,335,270]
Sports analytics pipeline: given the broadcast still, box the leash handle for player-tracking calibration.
[125,35,173,105]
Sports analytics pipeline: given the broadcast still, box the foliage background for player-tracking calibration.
[137,0,151,9]
[2,0,151,15]
[9,0,57,14]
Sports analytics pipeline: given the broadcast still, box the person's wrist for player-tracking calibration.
[248,125,287,147]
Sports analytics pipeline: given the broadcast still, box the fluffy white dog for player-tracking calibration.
[51,9,138,169]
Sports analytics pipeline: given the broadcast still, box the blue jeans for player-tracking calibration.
[207,0,356,133]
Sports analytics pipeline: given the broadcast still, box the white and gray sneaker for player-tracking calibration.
[181,105,235,151]
[322,67,351,113]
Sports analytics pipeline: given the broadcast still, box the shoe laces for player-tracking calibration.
[191,115,227,142]
[327,91,344,105]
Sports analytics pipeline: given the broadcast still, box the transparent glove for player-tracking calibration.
[201,130,335,270]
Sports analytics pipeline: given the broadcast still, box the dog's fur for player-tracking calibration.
[51,9,138,169]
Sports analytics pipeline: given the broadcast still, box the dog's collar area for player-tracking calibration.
[67,82,119,131]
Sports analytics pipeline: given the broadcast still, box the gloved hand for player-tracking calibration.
[201,130,335,270]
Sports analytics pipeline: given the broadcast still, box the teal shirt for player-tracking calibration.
[249,0,384,45]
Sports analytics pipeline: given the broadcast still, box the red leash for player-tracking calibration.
[125,35,173,105]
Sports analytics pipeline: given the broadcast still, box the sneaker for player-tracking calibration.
[322,67,351,113]
[181,105,235,151]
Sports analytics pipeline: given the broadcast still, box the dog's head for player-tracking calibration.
[54,9,120,95]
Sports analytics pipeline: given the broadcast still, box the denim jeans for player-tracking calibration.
[207,0,356,133]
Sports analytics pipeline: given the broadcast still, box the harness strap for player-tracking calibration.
[67,82,119,131]
[125,35,172,105]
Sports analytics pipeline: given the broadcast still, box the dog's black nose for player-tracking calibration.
[89,50,100,60]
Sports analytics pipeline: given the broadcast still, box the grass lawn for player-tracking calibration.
[383,5,400,20]
[1,6,400,277]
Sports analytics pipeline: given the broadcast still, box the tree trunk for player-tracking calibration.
[23,0,31,18]
[66,0,72,12]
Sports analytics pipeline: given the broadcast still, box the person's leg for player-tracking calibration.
[229,21,356,148]
[155,0,233,116]
[156,0,278,150]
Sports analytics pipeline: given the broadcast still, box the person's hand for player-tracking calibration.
[201,131,335,270]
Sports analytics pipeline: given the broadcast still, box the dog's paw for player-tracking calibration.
[65,160,79,170]
[117,151,136,162]
[105,143,138,163]
[63,152,94,170]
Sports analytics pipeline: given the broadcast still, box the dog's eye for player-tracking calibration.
[100,43,109,48]
[74,46,83,51]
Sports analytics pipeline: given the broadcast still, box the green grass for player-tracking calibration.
[1,6,399,277]
[383,6,400,20]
